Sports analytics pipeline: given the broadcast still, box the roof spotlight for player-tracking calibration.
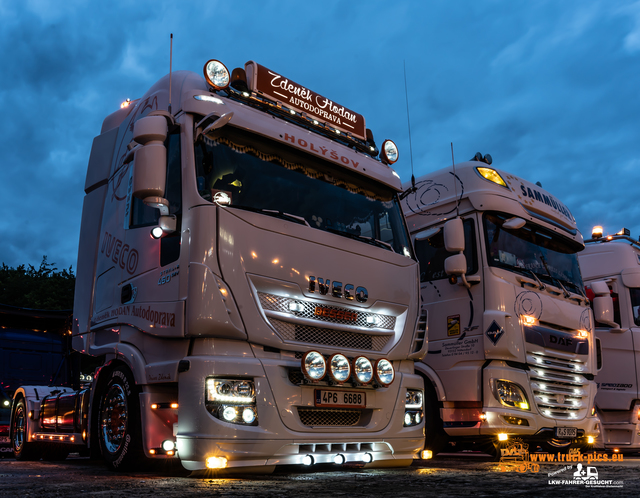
[203,59,231,90]
[592,226,603,239]
[380,140,399,165]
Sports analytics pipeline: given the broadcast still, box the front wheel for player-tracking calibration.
[12,398,42,461]
[98,365,145,471]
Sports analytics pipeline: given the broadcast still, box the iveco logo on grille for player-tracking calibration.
[314,306,358,322]
[308,276,368,303]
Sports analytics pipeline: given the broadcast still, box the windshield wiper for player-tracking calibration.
[228,205,310,227]
[326,227,396,253]
[527,270,546,290]
[539,256,570,298]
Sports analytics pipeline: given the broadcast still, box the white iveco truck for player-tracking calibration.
[402,157,600,454]
[579,226,640,453]
[10,59,427,472]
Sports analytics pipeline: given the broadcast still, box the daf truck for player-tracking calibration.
[579,226,640,453]
[10,58,427,472]
[401,157,600,455]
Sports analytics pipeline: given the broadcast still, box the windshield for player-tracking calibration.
[194,126,412,256]
[483,212,584,293]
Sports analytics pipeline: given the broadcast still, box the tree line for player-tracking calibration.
[0,256,75,310]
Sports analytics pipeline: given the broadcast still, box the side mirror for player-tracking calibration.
[443,218,464,252]
[445,253,467,276]
[591,280,619,328]
[132,116,168,200]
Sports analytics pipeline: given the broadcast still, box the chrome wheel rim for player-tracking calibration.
[100,384,128,454]
[13,405,25,452]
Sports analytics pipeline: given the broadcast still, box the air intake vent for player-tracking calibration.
[298,407,362,426]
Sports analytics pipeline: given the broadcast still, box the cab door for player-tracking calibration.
[414,215,485,401]
[593,279,637,410]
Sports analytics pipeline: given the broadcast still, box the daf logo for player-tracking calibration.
[549,335,573,347]
[308,276,368,303]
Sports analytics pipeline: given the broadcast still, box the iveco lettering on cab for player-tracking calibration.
[10,59,428,473]
[402,155,600,455]
[579,226,640,453]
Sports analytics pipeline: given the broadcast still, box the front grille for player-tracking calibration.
[270,318,391,351]
[527,352,591,420]
[258,292,396,329]
[298,407,361,426]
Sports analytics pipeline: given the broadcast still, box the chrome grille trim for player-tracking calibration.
[527,351,590,420]
[258,292,396,329]
[270,318,391,351]
[527,352,588,374]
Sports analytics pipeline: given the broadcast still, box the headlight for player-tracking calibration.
[205,378,257,425]
[328,354,351,383]
[353,356,373,384]
[404,389,424,427]
[405,389,423,409]
[302,351,326,381]
[374,359,395,386]
[492,379,530,410]
[203,59,230,90]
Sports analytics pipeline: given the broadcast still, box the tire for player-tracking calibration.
[423,380,449,456]
[98,365,145,471]
[12,398,42,461]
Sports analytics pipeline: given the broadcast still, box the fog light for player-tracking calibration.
[328,353,351,383]
[421,450,433,460]
[302,351,326,381]
[587,436,595,444]
[405,412,412,425]
[162,440,175,452]
[242,407,256,424]
[363,452,373,463]
[366,315,380,326]
[223,406,237,422]
[353,356,373,384]
[415,412,422,424]
[302,454,314,466]
[334,454,345,465]
[498,433,508,441]
[289,302,304,313]
[206,456,228,469]
[374,358,395,386]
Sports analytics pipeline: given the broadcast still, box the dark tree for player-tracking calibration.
[0,256,75,310]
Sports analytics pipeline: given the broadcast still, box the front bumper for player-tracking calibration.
[175,355,424,470]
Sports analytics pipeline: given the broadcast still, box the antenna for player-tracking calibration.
[168,33,173,115]
[403,61,415,189]
[451,142,459,217]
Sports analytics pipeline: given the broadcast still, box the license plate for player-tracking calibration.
[315,389,366,408]
[555,427,577,439]
[0,436,10,444]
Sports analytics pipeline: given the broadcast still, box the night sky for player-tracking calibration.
[1,0,639,272]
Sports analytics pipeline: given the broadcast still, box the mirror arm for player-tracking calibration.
[144,196,170,216]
